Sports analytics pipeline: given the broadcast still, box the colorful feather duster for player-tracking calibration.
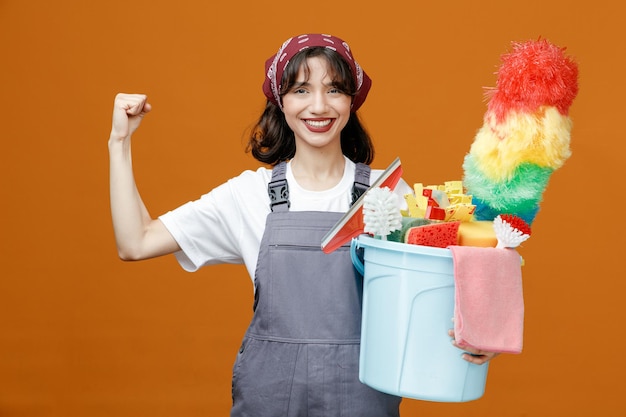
[463,39,579,225]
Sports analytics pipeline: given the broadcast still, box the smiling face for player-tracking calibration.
[281,56,352,155]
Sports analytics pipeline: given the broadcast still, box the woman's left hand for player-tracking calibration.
[448,329,500,365]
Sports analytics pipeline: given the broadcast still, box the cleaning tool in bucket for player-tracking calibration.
[362,186,403,240]
[321,157,403,253]
[462,38,579,225]
[493,214,531,249]
[351,235,489,402]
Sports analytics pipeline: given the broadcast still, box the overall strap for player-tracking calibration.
[268,161,290,212]
[268,161,371,211]
[351,162,371,205]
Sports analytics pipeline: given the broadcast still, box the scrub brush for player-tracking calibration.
[363,187,402,240]
[493,214,531,249]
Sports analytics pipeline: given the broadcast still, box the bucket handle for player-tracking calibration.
[350,237,365,275]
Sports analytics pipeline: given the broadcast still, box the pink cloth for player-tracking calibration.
[448,246,524,354]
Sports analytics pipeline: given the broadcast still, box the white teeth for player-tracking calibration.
[305,119,332,127]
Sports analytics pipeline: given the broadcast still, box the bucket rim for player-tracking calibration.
[355,234,452,258]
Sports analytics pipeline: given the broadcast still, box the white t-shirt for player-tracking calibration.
[159,157,411,282]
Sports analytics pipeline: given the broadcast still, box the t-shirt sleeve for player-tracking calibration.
[158,169,269,272]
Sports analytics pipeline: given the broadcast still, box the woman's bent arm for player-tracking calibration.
[108,93,180,260]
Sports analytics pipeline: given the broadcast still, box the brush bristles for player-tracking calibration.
[363,187,403,238]
[494,214,531,249]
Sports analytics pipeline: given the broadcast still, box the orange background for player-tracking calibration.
[1,0,624,416]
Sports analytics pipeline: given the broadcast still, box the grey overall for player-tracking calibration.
[230,162,401,417]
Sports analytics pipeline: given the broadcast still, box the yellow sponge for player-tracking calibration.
[458,221,497,247]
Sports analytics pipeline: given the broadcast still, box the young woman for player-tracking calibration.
[108,33,496,416]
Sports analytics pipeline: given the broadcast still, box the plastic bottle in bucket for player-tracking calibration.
[351,235,488,402]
